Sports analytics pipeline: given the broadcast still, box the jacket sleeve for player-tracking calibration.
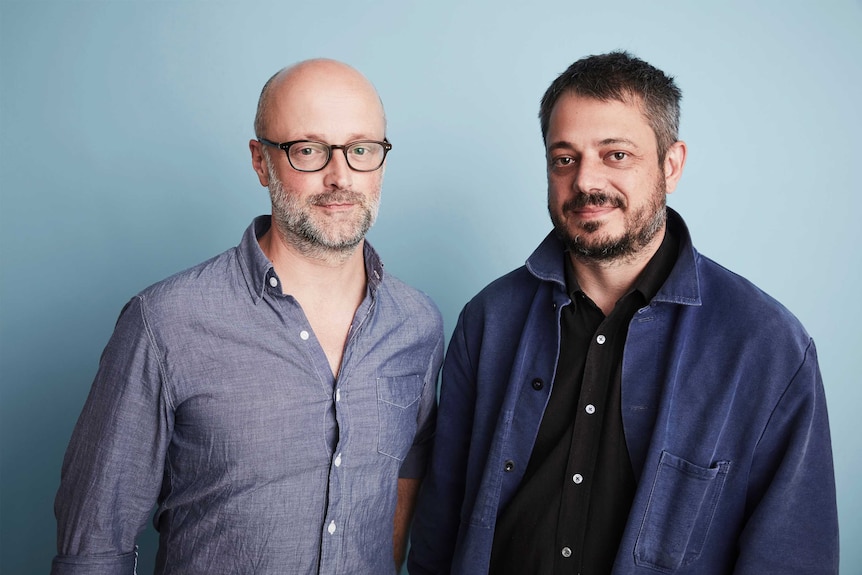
[408,308,476,574]
[398,331,444,479]
[52,296,174,575]
[735,340,839,574]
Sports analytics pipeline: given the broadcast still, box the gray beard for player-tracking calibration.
[267,165,378,260]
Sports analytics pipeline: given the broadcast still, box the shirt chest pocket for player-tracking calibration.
[376,375,423,461]
[634,450,731,571]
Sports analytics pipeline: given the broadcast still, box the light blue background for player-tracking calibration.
[1,1,860,573]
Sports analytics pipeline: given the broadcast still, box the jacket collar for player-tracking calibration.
[525,207,702,307]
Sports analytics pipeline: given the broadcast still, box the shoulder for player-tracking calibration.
[132,247,242,323]
[691,253,813,358]
[667,210,811,346]
[464,265,542,317]
[378,273,443,331]
[699,254,807,327]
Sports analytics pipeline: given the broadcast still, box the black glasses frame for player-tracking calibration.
[258,138,392,172]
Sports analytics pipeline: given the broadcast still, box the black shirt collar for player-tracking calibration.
[563,223,681,308]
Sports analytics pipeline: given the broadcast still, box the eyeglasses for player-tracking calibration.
[258,138,392,172]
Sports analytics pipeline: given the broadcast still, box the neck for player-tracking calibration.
[258,226,367,299]
[569,231,663,316]
[257,225,368,380]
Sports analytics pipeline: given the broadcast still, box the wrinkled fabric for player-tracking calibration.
[53,216,444,575]
[409,209,838,575]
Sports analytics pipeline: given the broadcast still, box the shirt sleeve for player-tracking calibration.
[408,308,475,574]
[52,295,174,575]
[398,325,444,479]
[734,340,839,574]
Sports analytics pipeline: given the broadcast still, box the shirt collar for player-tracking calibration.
[237,215,386,303]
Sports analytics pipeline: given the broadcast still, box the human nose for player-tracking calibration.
[322,149,353,189]
[572,157,605,194]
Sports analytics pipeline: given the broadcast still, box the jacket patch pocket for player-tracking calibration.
[376,375,423,461]
[634,451,730,571]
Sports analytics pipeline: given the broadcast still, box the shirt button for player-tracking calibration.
[573,473,584,484]
[334,453,342,467]
[585,404,596,414]
[504,460,515,472]
[596,334,606,344]
[561,546,572,558]
[531,378,544,390]
[327,520,336,534]
[269,276,278,288]
[335,388,341,402]
[300,330,310,340]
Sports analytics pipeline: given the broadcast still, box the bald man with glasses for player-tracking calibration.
[53,59,443,575]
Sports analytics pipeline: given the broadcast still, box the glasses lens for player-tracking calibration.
[288,141,329,171]
[345,142,386,171]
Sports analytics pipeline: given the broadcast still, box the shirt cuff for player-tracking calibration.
[51,550,137,575]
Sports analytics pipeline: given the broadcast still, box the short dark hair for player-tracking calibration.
[539,51,682,162]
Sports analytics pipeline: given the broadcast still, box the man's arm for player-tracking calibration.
[408,309,477,574]
[735,341,839,573]
[52,296,173,575]
[393,477,422,569]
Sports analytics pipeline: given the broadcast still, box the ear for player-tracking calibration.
[249,139,270,187]
[662,140,687,194]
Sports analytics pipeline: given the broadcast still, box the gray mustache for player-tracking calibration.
[311,191,364,206]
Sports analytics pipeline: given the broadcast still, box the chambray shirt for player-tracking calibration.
[53,216,444,575]
[409,209,839,574]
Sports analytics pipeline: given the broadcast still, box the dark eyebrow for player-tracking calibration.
[599,138,640,149]
[546,138,641,152]
[546,141,573,153]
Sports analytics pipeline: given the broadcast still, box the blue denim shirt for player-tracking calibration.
[409,209,838,574]
[53,216,444,575]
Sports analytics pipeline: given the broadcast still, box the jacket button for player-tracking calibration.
[504,460,515,472]
[531,378,544,390]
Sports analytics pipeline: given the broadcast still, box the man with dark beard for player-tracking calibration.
[408,51,838,574]
[52,59,443,575]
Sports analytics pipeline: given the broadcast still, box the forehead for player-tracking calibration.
[546,93,655,149]
[265,70,385,140]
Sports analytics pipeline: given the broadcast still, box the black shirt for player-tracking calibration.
[490,228,679,574]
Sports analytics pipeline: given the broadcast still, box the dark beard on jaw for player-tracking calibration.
[550,180,667,262]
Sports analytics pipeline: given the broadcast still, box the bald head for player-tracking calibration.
[253,59,386,141]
